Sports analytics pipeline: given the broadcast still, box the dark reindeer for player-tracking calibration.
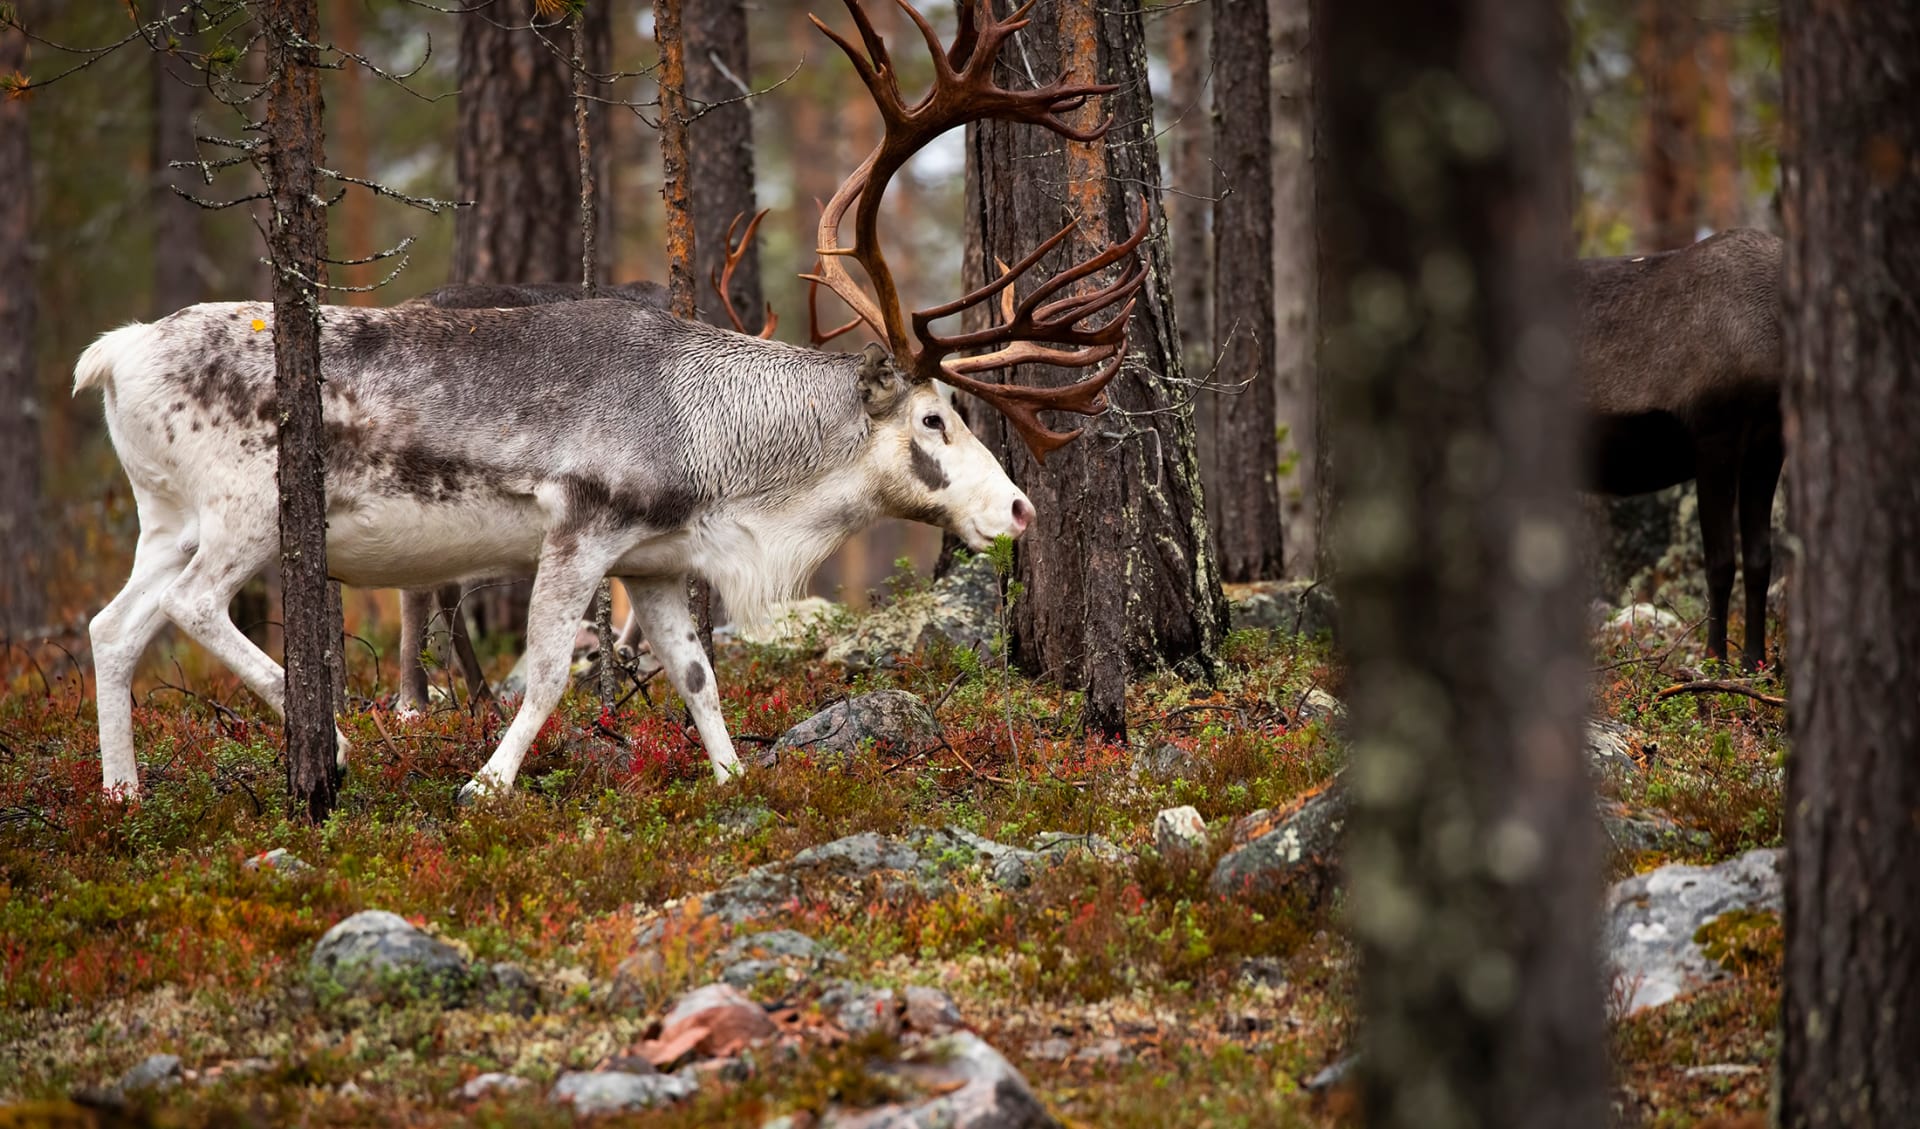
[1576,227,1783,669]
[76,0,1143,801]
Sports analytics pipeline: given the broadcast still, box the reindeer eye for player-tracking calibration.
[922,413,945,431]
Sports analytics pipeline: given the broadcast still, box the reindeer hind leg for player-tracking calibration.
[1737,424,1785,670]
[1693,431,1741,665]
[91,516,194,796]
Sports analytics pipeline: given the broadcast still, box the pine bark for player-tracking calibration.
[1317,0,1606,1124]
[151,29,205,314]
[1270,0,1317,576]
[262,0,340,821]
[1209,0,1283,581]
[0,19,42,638]
[966,0,1227,738]
[1638,0,1701,248]
[687,0,762,332]
[1778,1,1920,1123]
[1165,0,1210,371]
[452,0,583,644]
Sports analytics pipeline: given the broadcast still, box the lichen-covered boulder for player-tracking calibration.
[820,1032,1060,1129]
[309,910,471,1003]
[549,1068,698,1115]
[1606,848,1783,1014]
[825,555,1003,670]
[1208,778,1346,904]
[764,691,945,767]
[1226,579,1338,639]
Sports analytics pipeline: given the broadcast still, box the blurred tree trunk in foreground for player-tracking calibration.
[1317,0,1607,1124]
[1209,0,1284,581]
[0,17,43,638]
[967,0,1226,740]
[1778,1,1920,1124]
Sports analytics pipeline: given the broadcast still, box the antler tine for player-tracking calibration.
[941,348,1127,463]
[808,273,862,347]
[712,209,779,339]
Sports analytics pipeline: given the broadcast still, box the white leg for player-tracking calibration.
[462,545,613,800]
[614,579,647,654]
[624,576,741,784]
[157,514,352,767]
[91,525,192,796]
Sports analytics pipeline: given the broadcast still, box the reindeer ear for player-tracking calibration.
[856,342,909,418]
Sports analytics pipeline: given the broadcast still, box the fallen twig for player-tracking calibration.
[1654,680,1786,708]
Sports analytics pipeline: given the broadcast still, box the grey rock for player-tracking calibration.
[1304,1054,1357,1093]
[1030,831,1127,866]
[1153,806,1208,865]
[1606,848,1784,1015]
[1209,778,1348,904]
[480,961,541,1016]
[119,1053,183,1094]
[1605,603,1685,634]
[1599,802,1712,855]
[826,982,902,1038]
[719,959,788,990]
[243,847,311,875]
[826,555,1004,670]
[902,986,964,1034]
[764,690,945,767]
[453,1072,531,1101]
[1296,688,1346,727]
[1236,956,1289,989]
[1023,1037,1071,1063]
[719,928,825,964]
[934,826,1045,888]
[1226,579,1338,639]
[1586,719,1646,777]
[309,910,470,1002]
[550,1069,698,1115]
[823,1032,1061,1129]
[722,597,844,649]
[1129,742,1194,783]
[1073,1038,1130,1065]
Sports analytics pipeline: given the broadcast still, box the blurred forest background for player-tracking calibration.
[9,0,1782,647]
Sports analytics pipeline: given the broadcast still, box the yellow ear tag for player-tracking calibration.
[250,318,265,332]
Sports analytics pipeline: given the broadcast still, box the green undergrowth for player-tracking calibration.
[0,602,1788,1126]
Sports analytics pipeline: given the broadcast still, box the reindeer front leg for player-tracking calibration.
[622,576,743,784]
[461,540,617,802]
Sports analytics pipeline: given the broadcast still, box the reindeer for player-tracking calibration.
[1576,227,1783,669]
[75,0,1144,801]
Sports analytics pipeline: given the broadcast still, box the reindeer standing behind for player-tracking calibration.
[1577,228,1783,669]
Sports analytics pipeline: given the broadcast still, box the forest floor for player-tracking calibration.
[0,572,1785,1128]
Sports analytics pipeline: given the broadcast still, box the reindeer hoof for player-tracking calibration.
[455,780,489,808]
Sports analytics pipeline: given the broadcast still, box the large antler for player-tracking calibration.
[805,0,1146,461]
[711,210,779,339]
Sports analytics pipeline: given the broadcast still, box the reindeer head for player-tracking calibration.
[805,0,1148,549]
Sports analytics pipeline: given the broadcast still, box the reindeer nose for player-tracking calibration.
[1010,497,1032,534]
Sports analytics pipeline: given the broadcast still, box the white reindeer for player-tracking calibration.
[74,0,1145,802]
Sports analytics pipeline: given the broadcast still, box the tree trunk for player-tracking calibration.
[1317,0,1606,1124]
[687,0,762,332]
[329,0,374,303]
[263,0,340,821]
[1699,0,1738,232]
[0,19,42,639]
[1209,0,1283,581]
[452,0,583,645]
[967,0,1227,739]
[151,29,205,314]
[656,0,714,650]
[1639,0,1701,248]
[1778,1,1920,1124]
[1270,0,1317,577]
[1166,0,1210,371]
